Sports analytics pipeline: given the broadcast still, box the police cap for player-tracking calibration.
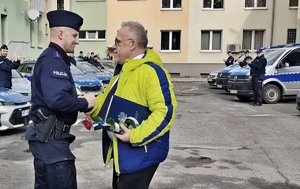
[46,10,83,32]
[0,44,8,50]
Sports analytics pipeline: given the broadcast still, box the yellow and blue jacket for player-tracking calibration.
[87,49,177,174]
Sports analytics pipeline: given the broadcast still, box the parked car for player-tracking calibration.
[0,88,31,131]
[207,70,219,86]
[100,60,116,74]
[296,90,300,111]
[215,64,241,91]
[18,61,104,95]
[12,69,31,99]
[18,61,35,81]
[75,61,112,88]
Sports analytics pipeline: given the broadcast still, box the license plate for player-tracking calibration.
[230,90,237,94]
[217,85,222,88]
[22,109,29,117]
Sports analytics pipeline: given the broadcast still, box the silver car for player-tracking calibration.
[12,69,31,99]
[0,88,31,131]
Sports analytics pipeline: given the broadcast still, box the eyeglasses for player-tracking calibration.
[114,38,133,46]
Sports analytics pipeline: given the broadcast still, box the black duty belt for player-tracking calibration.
[32,122,71,134]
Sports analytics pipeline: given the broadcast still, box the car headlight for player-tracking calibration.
[0,98,15,106]
[245,75,251,80]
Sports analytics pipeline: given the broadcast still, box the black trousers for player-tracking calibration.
[112,164,159,189]
[251,76,263,104]
[28,139,77,189]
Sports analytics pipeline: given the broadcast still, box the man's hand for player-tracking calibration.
[81,92,95,108]
[115,123,130,142]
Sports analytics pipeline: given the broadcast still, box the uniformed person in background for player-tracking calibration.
[25,10,95,189]
[223,50,234,66]
[0,44,22,89]
[247,49,267,106]
[239,49,251,67]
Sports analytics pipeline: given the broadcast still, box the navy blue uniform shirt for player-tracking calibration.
[249,55,267,76]
[30,42,88,125]
[0,56,20,88]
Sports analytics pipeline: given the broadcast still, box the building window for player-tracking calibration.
[79,30,106,40]
[162,0,182,9]
[245,0,266,8]
[57,0,64,10]
[289,0,298,7]
[287,29,296,44]
[242,30,264,50]
[203,0,224,9]
[201,30,221,51]
[161,31,181,51]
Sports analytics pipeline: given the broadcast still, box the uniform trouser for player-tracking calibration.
[251,76,263,104]
[112,164,159,189]
[28,139,77,189]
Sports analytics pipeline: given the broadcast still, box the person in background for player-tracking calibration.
[25,10,95,189]
[239,49,251,67]
[68,51,77,65]
[247,49,267,106]
[223,50,234,66]
[0,44,22,89]
[235,50,245,64]
[86,21,177,189]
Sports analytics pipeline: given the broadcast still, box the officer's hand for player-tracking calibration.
[83,92,95,108]
[115,123,130,142]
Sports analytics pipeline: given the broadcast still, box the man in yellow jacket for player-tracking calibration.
[87,21,177,189]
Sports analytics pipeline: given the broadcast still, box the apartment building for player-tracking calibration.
[1,0,300,76]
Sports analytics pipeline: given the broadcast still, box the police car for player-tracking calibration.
[215,64,241,91]
[228,44,300,104]
[0,88,31,131]
[18,61,104,96]
[75,61,112,88]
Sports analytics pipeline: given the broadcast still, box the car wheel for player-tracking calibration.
[236,95,251,102]
[263,84,281,104]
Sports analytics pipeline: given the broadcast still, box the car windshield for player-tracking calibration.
[70,64,85,75]
[101,61,115,70]
[76,62,100,73]
[12,69,23,78]
[264,49,287,65]
[19,62,35,73]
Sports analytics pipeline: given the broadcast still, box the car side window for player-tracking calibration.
[281,48,300,67]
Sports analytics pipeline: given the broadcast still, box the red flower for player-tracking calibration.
[82,114,93,130]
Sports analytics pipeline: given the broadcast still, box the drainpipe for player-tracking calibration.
[270,0,275,46]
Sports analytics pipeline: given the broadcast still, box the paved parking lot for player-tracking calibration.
[0,81,299,189]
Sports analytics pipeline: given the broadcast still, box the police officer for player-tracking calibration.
[248,49,267,106]
[25,10,95,189]
[0,44,21,88]
[223,50,234,66]
[239,49,251,67]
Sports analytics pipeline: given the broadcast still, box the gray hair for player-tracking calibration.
[121,21,148,49]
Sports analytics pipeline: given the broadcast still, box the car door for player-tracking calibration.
[277,48,300,95]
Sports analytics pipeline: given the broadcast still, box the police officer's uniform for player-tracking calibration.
[25,10,87,189]
[249,49,267,106]
[0,45,20,88]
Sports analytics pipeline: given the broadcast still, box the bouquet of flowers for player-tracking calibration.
[82,114,139,134]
